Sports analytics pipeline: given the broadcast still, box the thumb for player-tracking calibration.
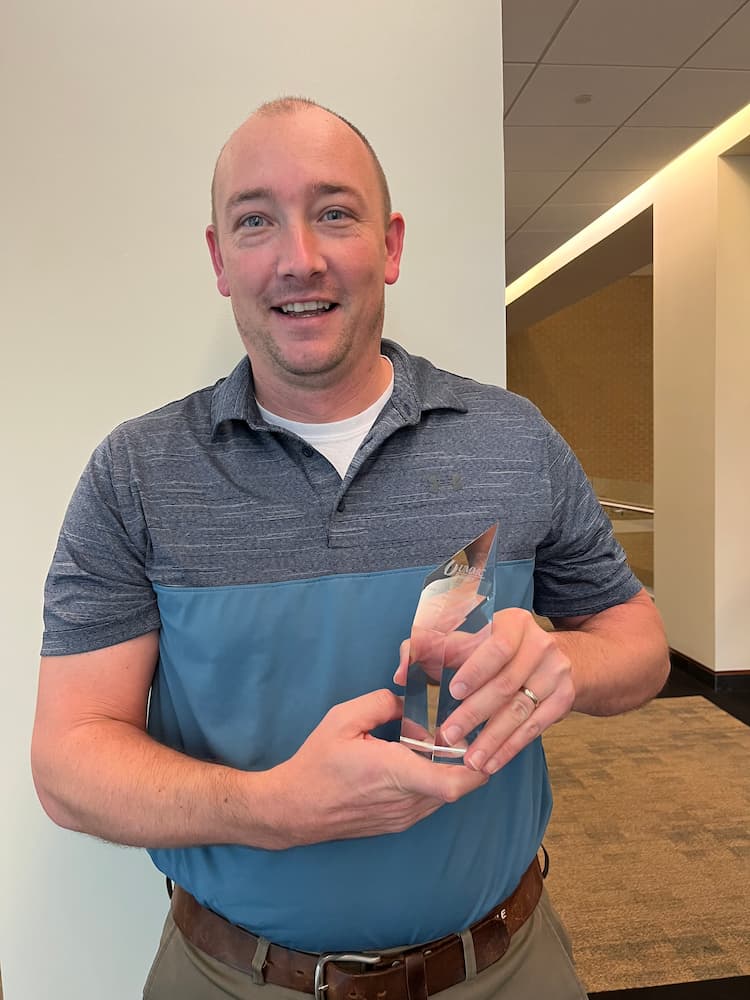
[330,688,403,737]
[392,638,410,686]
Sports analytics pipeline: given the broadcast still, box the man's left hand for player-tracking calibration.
[394,608,574,775]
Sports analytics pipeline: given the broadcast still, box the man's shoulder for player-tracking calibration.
[105,358,248,454]
[105,383,216,451]
[393,342,546,424]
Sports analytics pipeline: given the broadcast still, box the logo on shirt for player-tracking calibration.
[444,560,482,579]
[427,473,464,495]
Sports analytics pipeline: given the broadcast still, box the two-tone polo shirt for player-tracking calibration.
[42,339,640,951]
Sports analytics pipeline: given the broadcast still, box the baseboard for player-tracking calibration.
[589,974,750,998]
[669,649,750,692]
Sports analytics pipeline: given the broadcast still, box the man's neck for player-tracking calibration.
[253,353,393,423]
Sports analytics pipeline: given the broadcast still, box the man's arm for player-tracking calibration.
[396,588,670,777]
[31,632,486,850]
[552,587,670,716]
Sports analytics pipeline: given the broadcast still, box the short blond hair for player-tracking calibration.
[210,96,392,228]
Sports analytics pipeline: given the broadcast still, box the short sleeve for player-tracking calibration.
[532,423,642,619]
[41,436,161,655]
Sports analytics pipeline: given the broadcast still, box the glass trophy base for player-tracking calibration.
[399,737,466,759]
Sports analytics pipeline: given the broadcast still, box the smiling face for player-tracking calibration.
[206,104,404,418]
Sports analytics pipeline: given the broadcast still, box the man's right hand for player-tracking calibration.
[267,689,488,847]
[32,634,486,852]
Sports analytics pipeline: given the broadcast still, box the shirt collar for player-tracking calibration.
[209,339,468,437]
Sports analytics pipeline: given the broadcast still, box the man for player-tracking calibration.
[32,98,670,999]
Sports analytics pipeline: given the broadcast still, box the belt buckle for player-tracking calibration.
[314,953,382,1000]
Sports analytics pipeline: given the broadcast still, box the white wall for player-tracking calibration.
[652,149,718,668]
[714,154,750,670]
[653,145,750,672]
[0,2,505,997]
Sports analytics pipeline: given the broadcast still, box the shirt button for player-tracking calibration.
[337,500,346,512]
[301,445,314,458]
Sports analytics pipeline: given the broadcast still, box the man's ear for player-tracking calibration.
[206,226,231,297]
[384,213,405,286]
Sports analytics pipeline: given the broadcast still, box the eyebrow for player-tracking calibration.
[224,182,365,219]
[225,188,273,217]
[309,182,364,204]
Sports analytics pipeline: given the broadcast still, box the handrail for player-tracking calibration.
[598,498,654,516]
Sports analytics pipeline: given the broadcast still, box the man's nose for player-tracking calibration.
[276,223,326,280]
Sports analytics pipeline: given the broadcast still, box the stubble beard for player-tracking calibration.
[235,297,386,384]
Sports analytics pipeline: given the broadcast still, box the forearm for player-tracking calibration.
[32,719,290,850]
[33,693,488,852]
[552,590,671,716]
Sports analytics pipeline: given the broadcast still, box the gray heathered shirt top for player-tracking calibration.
[42,339,641,656]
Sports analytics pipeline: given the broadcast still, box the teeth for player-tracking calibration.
[280,301,332,314]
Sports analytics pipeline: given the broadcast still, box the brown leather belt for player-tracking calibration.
[171,857,543,1000]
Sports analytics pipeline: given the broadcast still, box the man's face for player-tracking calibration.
[206,107,404,405]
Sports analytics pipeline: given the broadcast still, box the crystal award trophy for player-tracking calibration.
[399,523,498,763]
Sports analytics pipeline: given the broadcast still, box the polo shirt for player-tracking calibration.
[42,339,640,952]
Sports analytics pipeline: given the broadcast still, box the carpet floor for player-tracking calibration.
[541,696,750,994]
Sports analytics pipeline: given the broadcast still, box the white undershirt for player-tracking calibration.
[257,359,395,478]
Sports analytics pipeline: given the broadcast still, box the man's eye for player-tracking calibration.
[322,208,348,222]
[240,214,265,228]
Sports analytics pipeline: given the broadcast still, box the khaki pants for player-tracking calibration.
[143,889,588,1000]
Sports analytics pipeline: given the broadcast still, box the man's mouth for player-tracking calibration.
[273,300,337,317]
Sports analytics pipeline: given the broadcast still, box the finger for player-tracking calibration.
[462,654,575,773]
[442,619,555,742]
[441,629,486,670]
[392,639,411,685]
[445,643,573,771]
[464,683,574,775]
[387,741,489,801]
[447,608,531,701]
[329,689,403,737]
[404,629,485,685]
[399,716,433,744]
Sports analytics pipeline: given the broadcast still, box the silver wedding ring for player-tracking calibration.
[521,686,540,708]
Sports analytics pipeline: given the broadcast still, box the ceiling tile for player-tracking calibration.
[501,0,750,285]
[548,169,653,204]
[584,126,710,170]
[505,169,572,205]
[505,204,536,233]
[544,0,745,67]
[505,258,529,286]
[629,68,750,127]
[501,0,575,62]
[503,63,535,111]
[689,3,750,69]
[521,202,611,233]
[505,230,571,283]
[505,64,672,126]
[505,125,612,171]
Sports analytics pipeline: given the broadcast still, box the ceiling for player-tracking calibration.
[502,0,750,284]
